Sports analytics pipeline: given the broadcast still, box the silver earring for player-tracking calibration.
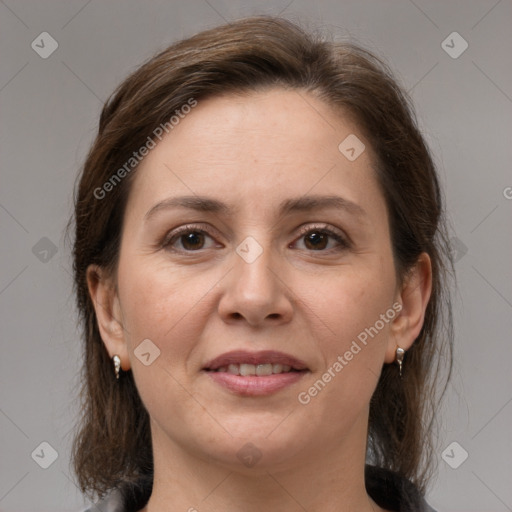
[395,347,405,378]
[113,355,121,380]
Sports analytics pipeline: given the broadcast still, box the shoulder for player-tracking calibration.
[81,475,152,512]
[81,468,436,512]
[365,464,437,512]
[80,488,124,512]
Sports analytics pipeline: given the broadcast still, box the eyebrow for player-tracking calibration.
[144,194,367,222]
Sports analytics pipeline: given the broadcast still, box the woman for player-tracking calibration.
[69,15,453,512]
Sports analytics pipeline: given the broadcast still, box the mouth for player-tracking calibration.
[206,363,304,376]
[202,350,309,373]
[202,350,309,396]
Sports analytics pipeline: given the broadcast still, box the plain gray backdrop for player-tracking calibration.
[1,1,511,511]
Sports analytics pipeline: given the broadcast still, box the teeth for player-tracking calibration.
[213,363,296,375]
[240,363,256,376]
[256,364,273,376]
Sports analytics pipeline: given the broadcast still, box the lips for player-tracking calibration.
[203,350,309,396]
[202,350,308,372]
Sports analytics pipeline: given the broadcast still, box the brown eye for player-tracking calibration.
[303,231,329,250]
[162,225,218,252]
[178,231,206,251]
[294,225,350,252]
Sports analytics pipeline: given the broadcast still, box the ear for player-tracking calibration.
[384,252,432,364]
[86,264,131,371]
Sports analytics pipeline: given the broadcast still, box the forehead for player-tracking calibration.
[158,89,361,164]
[124,88,384,222]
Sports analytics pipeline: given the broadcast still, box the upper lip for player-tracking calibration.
[203,350,309,371]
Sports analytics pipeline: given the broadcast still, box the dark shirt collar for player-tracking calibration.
[88,464,437,512]
[365,465,437,512]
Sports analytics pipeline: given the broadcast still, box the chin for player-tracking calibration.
[207,440,304,475]
[205,423,307,470]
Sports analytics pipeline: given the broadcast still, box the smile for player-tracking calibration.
[208,363,300,376]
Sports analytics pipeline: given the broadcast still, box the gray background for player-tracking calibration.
[1,1,511,511]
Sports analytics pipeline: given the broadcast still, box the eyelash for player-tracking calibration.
[160,223,350,254]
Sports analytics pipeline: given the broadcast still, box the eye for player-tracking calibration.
[292,224,350,252]
[161,224,218,252]
[161,223,350,254]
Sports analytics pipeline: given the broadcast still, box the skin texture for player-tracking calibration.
[87,89,432,512]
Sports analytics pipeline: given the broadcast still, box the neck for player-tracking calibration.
[141,412,386,512]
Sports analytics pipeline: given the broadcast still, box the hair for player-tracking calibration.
[67,14,454,503]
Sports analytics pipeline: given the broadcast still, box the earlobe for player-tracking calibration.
[385,253,432,364]
[86,264,131,371]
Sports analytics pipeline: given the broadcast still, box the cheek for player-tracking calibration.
[307,258,396,391]
[297,266,396,423]
[116,260,211,414]
[311,260,395,338]
[117,257,228,378]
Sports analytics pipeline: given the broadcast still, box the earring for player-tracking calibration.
[395,347,405,378]
[113,355,121,380]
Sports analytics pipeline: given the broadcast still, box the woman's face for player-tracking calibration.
[99,89,406,470]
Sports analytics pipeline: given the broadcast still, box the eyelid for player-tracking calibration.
[295,222,348,241]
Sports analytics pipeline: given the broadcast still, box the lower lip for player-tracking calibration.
[203,370,308,396]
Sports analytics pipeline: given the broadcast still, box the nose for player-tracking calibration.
[217,242,294,327]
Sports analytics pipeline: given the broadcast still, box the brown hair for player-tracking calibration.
[67,15,454,501]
